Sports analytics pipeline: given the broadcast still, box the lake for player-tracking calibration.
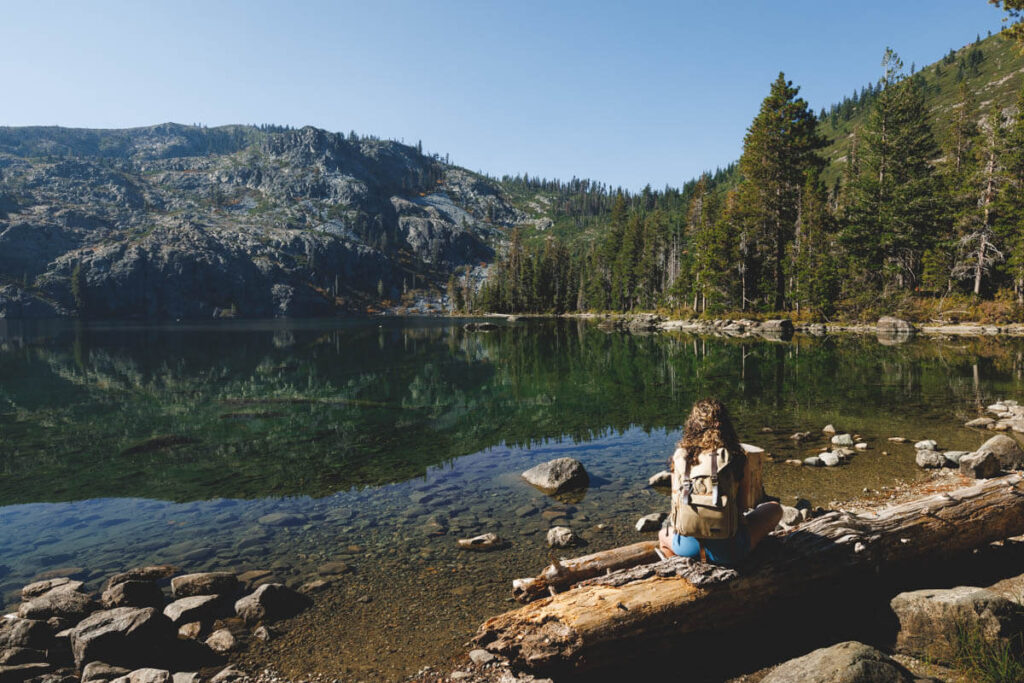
[1,318,1021,680]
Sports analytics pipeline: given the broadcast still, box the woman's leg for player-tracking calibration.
[745,501,783,550]
[658,526,677,557]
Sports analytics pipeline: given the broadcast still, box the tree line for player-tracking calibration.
[469,48,1024,319]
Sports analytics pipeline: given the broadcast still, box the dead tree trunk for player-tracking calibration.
[512,541,660,603]
[475,474,1024,675]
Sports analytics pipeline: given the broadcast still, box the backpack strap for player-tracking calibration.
[710,448,720,507]
[681,456,693,506]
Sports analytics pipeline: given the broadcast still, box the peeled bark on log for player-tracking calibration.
[512,541,660,603]
[476,473,1024,675]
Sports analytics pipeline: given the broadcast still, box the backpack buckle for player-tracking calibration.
[681,479,692,506]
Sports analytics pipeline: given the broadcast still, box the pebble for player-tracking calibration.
[854,443,868,450]
[888,437,909,443]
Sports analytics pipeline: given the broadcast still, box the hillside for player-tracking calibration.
[0,124,532,318]
[820,31,1024,182]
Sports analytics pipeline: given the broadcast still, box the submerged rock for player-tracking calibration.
[546,527,579,548]
[456,533,504,551]
[521,457,589,494]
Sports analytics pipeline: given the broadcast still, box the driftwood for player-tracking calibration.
[476,473,1024,675]
[512,541,660,603]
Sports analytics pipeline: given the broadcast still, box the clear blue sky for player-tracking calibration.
[0,1,1010,190]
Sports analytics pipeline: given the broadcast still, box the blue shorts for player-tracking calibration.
[671,526,751,567]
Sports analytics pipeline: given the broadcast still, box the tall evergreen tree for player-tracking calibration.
[995,87,1024,302]
[841,49,941,293]
[736,73,825,310]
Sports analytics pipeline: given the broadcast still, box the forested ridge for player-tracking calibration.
[470,29,1024,322]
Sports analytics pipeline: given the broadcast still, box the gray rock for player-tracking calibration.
[977,434,1024,470]
[959,450,1002,479]
[914,439,938,451]
[965,417,995,428]
[172,673,200,683]
[20,578,81,601]
[256,513,306,527]
[82,662,131,683]
[890,586,1024,664]
[648,471,672,487]
[803,456,822,467]
[163,595,220,625]
[820,452,841,467]
[521,458,589,494]
[70,607,177,668]
[209,667,248,683]
[942,451,971,466]
[170,572,238,599]
[101,581,165,609]
[877,316,916,336]
[915,450,946,468]
[635,513,666,532]
[204,628,238,654]
[0,619,52,650]
[456,533,504,551]
[127,669,171,683]
[822,424,836,435]
[18,584,98,622]
[106,566,177,591]
[780,506,802,526]
[233,584,309,625]
[546,527,578,548]
[761,641,913,683]
[0,663,54,683]
[831,434,854,447]
[0,647,47,665]
[468,649,496,666]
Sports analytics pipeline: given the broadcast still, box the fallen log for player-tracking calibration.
[512,541,660,603]
[475,473,1024,675]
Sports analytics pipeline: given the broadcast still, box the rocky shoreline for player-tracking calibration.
[1,568,311,683]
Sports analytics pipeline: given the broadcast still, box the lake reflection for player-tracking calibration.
[1,318,1022,676]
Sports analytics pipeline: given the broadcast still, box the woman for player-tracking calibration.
[657,399,782,566]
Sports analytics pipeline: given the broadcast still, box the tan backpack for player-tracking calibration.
[670,446,740,540]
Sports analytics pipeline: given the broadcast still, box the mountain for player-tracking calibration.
[0,123,529,318]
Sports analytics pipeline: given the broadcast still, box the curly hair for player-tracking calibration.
[675,398,744,466]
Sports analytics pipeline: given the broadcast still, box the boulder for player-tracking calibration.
[70,607,177,669]
[0,619,52,650]
[942,451,970,466]
[959,450,1001,479]
[546,527,579,548]
[914,439,938,451]
[82,662,131,683]
[877,317,916,336]
[977,434,1024,470]
[18,584,97,622]
[20,578,81,601]
[106,566,177,591]
[127,669,171,683]
[635,513,666,532]
[761,641,913,683]
[915,450,946,469]
[831,434,854,447]
[163,595,220,626]
[101,581,165,610]
[890,586,1024,664]
[520,458,589,494]
[647,471,671,487]
[780,506,802,527]
[169,573,238,600]
[0,663,54,683]
[233,584,309,625]
[204,629,238,654]
[966,417,995,428]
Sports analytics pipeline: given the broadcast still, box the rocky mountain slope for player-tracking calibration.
[0,124,528,318]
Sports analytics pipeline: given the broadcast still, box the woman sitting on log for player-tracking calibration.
[658,398,782,566]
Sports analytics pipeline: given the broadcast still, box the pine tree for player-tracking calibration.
[736,73,825,310]
[842,49,941,293]
[995,87,1024,302]
[792,173,840,317]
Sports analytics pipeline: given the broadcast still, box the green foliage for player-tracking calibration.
[70,261,85,314]
[951,620,1024,683]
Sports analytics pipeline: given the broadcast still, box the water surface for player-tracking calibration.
[1,318,1021,679]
